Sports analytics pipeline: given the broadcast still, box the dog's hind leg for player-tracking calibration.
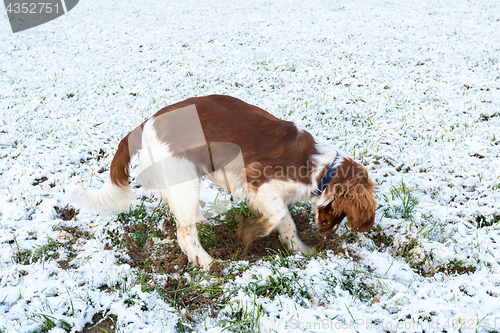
[147,156,213,269]
[158,179,215,269]
[136,120,215,269]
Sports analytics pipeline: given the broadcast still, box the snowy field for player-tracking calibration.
[1,0,500,331]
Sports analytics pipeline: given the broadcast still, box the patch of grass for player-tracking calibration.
[28,313,73,332]
[30,238,61,262]
[337,269,379,303]
[10,236,68,265]
[225,251,311,331]
[288,201,314,220]
[247,273,301,300]
[227,266,381,331]
[226,201,260,220]
[9,234,32,265]
[343,230,359,244]
[437,259,476,275]
[380,181,419,221]
[145,264,252,330]
[117,274,146,309]
[27,299,74,332]
[245,251,309,302]
[221,300,264,332]
[160,270,226,310]
[390,236,431,275]
[236,249,380,327]
[490,134,499,146]
[390,235,477,277]
[109,199,173,250]
[198,222,220,248]
[116,200,169,230]
[392,236,419,260]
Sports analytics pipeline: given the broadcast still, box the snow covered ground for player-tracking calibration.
[1,0,500,331]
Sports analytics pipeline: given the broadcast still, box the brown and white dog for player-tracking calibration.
[68,95,376,269]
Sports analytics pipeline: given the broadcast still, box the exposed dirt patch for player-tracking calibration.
[77,313,116,333]
[122,223,188,275]
[57,259,74,270]
[121,207,354,276]
[367,224,393,249]
[55,205,79,221]
[61,226,89,239]
[32,176,48,186]
[208,209,347,261]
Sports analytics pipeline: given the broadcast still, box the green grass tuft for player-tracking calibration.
[380,181,419,221]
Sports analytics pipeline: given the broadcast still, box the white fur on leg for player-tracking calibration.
[67,179,136,214]
[249,181,313,254]
[164,179,215,269]
[176,223,214,269]
[137,119,216,268]
[248,184,288,235]
[162,180,215,269]
[278,216,314,254]
[247,182,296,238]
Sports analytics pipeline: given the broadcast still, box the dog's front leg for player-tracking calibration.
[243,183,312,254]
[278,214,314,255]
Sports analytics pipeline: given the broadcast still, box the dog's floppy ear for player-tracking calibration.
[326,157,376,233]
[329,182,345,196]
[341,178,376,232]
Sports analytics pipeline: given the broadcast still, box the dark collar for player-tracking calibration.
[311,154,340,197]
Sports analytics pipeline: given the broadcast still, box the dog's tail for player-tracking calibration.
[67,133,139,213]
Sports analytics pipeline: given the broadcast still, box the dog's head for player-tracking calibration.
[314,157,376,235]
